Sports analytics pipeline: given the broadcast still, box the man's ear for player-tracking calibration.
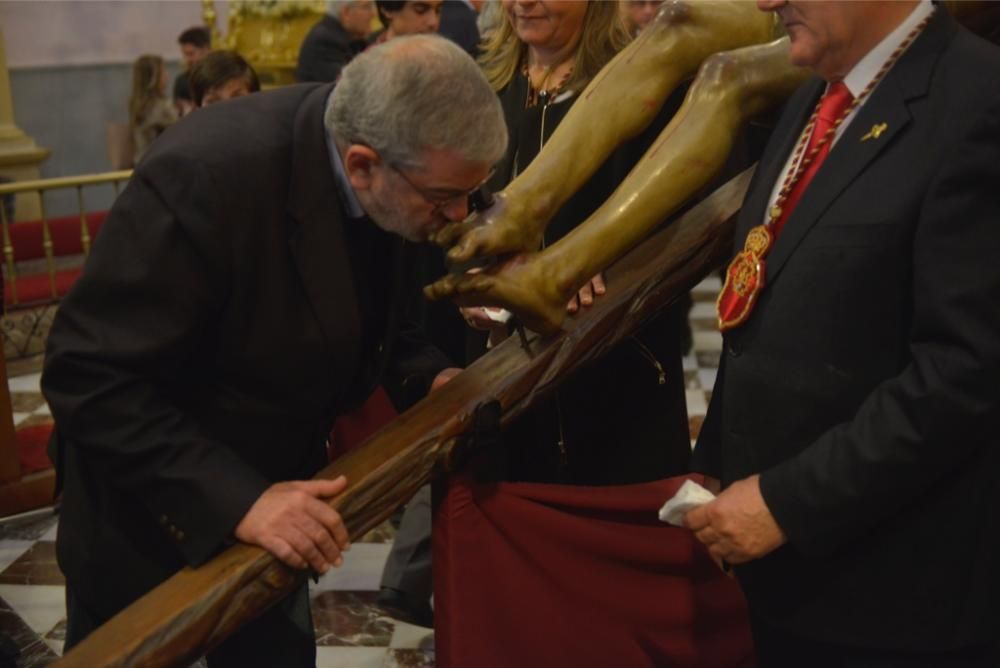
[344,144,381,192]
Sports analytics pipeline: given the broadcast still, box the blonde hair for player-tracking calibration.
[479,2,632,93]
[129,55,166,128]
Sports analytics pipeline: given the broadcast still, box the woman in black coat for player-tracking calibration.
[469,0,692,486]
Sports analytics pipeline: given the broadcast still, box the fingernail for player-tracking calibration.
[334,556,344,568]
[344,542,352,552]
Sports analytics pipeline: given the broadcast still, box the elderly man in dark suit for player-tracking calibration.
[297,0,376,82]
[686,1,1000,665]
[43,35,506,667]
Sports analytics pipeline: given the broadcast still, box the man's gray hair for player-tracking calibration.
[326,1,357,18]
[326,35,508,170]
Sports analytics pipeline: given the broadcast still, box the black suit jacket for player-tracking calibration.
[694,10,1000,650]
[297,15,365,83]
[439,1,480,57]
[43,83,447,621]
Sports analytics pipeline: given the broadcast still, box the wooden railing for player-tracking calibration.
[0,170,131,309]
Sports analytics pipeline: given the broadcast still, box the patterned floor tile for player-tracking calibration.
[0,541,63,586]
[685,389,708,417]
[0,512,57,542]
[0,541,33,575]
[6,372,41,395]
[358,520,396,544]
[312,543,391,592]
[688,415,705,441]
[16,414,54,428]
[0,584,65,639]
[44,618,65,642]
[4,354,44,378]
[389,621,434,650]
[383,648,435,667]
[0,595,58,666]
[312,591,394,647]
[315,646,389,668]
[9,392,45,413]
[695,350,721,369]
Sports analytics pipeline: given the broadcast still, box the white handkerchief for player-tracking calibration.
[658,479,716,527]
[483,307,512,324]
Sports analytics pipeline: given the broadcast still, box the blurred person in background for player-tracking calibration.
[439,0,483,56]
[297,1,376,82]
[372,1,443,44]
[129,54,176,164]
[173,26,212,116]
[621,0,663,36]
[190,50,261,107]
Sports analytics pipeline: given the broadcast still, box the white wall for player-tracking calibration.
[1,0,229,68]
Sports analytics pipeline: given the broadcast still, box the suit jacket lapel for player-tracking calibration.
[763,8,952,287]
[286,84,363,375]
[735,78,824,249]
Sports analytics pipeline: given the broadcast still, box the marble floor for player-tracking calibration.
[0,277,724,667]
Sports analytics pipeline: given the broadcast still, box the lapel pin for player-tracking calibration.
[861,122,888,142]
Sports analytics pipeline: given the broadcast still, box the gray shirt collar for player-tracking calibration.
[325,96,366,221]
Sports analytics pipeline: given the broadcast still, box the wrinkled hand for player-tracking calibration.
[235,476,351,574]
[683,474,785,571]
[432,192,544,266]
[565,273,605,314]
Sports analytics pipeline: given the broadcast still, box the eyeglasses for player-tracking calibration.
[387,163,494,215]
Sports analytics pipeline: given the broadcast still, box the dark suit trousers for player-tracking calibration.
[751,616,998,668]
[65,583,316,667]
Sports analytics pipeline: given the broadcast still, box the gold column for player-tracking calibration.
[0,28,50,221]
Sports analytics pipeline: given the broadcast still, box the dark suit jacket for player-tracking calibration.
[439,1,480,57]
[297,15,365,83]
[42,83,448,621]
[694,10,1000,651]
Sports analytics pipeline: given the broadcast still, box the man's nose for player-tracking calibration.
[427,15,441,32]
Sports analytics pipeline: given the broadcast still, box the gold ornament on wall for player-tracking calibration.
[201,0,326,86]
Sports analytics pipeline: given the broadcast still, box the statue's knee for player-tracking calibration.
[649,0,692,30]
[697,52,744,95]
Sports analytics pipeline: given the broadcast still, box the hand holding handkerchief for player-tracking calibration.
[658,479,717,527]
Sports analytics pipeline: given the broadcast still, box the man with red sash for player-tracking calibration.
[687,2,1000,665]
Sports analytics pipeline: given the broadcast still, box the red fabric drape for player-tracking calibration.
[434,473,755,668]
[327,386,397,460]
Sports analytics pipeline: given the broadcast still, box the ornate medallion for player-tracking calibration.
[716,225,771,331]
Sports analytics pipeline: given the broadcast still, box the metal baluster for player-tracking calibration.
[77,186,92,257]
[39,193,56,301]
[0,192,17,307]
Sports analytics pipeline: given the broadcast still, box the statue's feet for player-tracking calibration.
[424,254,569,335]
[431,192,546,267]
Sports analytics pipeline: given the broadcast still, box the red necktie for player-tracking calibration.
[771,81,854,236]
[716,82,855,332]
